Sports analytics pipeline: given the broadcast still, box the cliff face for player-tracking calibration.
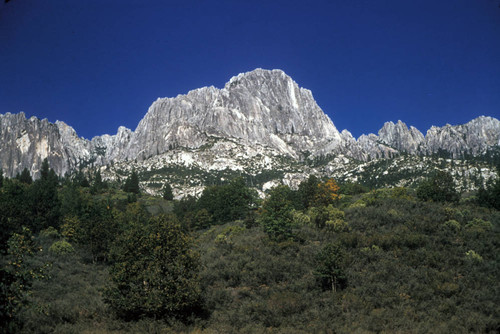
[118,69,342,162]
[0,69,499,179]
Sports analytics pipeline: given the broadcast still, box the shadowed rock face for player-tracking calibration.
[0,69,499,178]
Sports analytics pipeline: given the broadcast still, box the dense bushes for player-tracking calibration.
[105,214,202,320]
[0,167,499,333]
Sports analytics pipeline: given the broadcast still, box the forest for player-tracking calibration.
[1,159,499,333]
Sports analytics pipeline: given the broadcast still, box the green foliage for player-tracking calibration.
[296,175,320,209]
[29,161,61,232]
[1,168,499,333]
[17,167,33,185]
[197,177,258,225]
[77,198,120,263]
[0,179,32,252]
[49,240,75,256]
[39,226,60,239]
[308,205,347,231]
[72,170,90,188]
[162,183,174,201]
[259,185,295,241]
[105,214,201,320]
[465,249,483,262]
[315,243,347,292]
[477,175,500,209]
[417,170,459,202]
[0,169,3,188]
[339,181,369,195]
[90,169,106,194]
[0,227,48,333]
[123,170,140,194]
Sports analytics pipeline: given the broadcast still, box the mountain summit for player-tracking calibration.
[0,69,498,194]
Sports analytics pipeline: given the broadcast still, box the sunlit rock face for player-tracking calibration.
[119,68,343,161]
[422,116,500,157]
[0,112,88,177]
[0,69,499,180]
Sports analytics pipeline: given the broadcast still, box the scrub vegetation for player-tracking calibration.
[1,159,499,333]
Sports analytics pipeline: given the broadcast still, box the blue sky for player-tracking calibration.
[1,0,499,139]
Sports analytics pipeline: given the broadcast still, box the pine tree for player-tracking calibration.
[18,168,32,185]
[123,170,140,194]
[162,183,174,200]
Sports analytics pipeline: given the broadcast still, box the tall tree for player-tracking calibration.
[105,214,201,320]
[17,168,32,185]
[315,243,347,292]
[30,159,61,231]
[259,185,295,241]
[162,183,174,201]
[417,170,459,203]
[123,170,140,194]
[297,175,320,209]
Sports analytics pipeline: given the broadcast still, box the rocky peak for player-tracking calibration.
[378,120,424,154]
[119,68,342,162]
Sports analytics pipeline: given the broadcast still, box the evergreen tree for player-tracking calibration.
[0,169,3,188]
[162,183,174,201]
[91,170,104,193]
[417,170,459,203]
[30,159,61,231]
[73,170,90,188]
[315,243,347,292]
[0,180,32,252]
[259,185,295,241]
[105,214,201,320]
[17,168,32,185]
[197,177,258,224]
[297,175,320,209]
[123,170,140,194]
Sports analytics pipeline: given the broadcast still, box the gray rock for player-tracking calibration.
[0,69,498,182]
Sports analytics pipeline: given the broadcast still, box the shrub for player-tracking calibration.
[49,240,75,256]
[40,226,60,239]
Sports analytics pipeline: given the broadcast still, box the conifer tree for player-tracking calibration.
[18,168,32,185]
[162,183,174,200]
[124,170,140,194]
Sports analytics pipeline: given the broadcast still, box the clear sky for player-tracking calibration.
[1,0,499,139]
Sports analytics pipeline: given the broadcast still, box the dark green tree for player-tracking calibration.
[477,175,500,210]
[73,170,90,188]
[315,243,347,292]
[105,214,201,320]
[162,183,174,201]
[416,170,459,203]
[77,198,118,263]
[91,169,104,193]
[259,185,295,241]
[297,175,320,209]
[29,159,61,232]
[0,169,3,188]
[0,227,48,333]
[123,170,140,194]
[17,168,32,185]
[0,179,32,252]
[197,177,258,224]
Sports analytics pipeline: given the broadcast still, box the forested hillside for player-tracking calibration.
[1,160,499,333]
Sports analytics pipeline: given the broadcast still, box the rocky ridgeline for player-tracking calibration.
[0,69,498,191]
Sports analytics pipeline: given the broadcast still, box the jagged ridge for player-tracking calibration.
[0,69,498,181]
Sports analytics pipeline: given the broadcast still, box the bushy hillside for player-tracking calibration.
[1,163,499,333]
